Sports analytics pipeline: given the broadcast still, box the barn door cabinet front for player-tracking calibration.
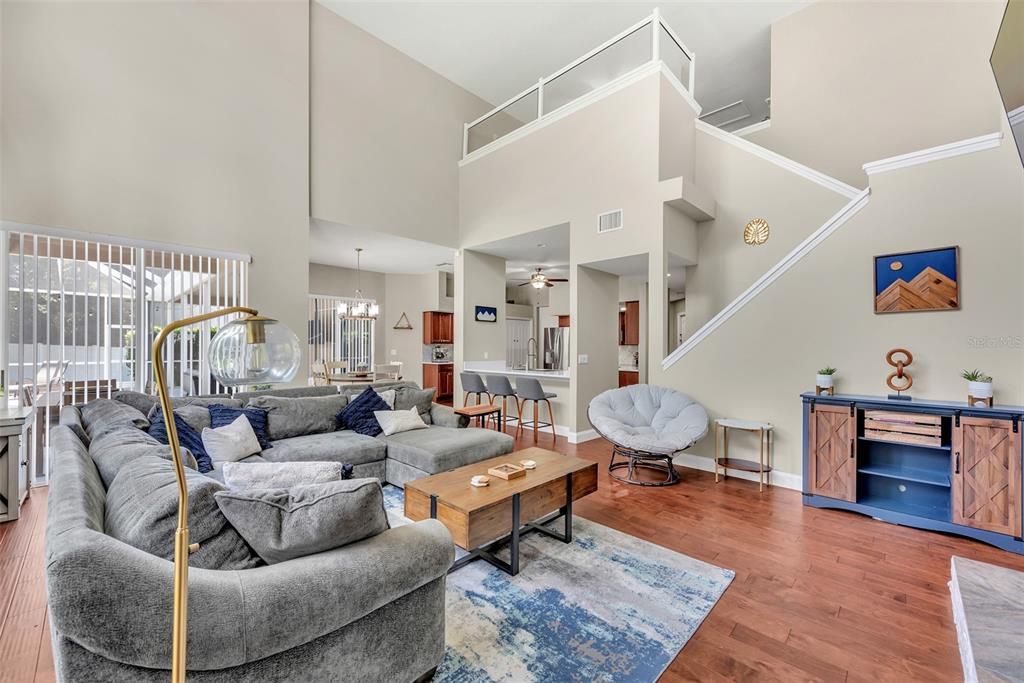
[953,416,1022,538]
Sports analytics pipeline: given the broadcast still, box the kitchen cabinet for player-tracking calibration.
[618,371,639,388]
[423,312,453,344]
[618,301,639,346]
[423,363,454,399]
[557,315,570,328]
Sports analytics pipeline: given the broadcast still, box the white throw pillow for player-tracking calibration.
[374,407,428,436]
[375,389,396,409]
[221,461,343,490]
[202,414,262,464]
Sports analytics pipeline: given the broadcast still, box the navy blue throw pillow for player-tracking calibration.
[338,387,389,437]
[208,404,273,450]
[149,409,214,473]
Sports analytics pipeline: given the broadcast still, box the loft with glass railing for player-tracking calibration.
[462,8,695,160]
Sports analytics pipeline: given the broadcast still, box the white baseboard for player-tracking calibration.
[672,452,802,491]
[553,425,599,444]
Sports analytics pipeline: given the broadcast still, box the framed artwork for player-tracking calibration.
[874,246,959,314]
[474,305,498,323]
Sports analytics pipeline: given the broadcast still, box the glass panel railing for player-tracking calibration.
[541,22,653,115]
[659,24,692,90]
[466,88,539,155]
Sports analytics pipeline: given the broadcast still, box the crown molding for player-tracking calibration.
[862,132,1003,176]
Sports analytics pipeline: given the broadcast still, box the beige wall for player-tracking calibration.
[654,130,1024,478]
[1,0,310,382]
[308,263,387,364]
[574,266,619,429]
[311,3,491,247]
[454,249,507,401]
[683,128,848,334]
[384,272,448,388]
[991,0,1024,112]
[756,1,1007,188]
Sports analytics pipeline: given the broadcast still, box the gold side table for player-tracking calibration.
[714,418,773,492]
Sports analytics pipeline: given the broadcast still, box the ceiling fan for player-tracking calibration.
[518,267,568,289]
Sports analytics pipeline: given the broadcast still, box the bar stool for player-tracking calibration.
[484,375,519,432]
[515,377,557,443]
[460,372,489,407]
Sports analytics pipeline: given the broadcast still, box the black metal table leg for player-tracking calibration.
[509,493,520,575]
[564,472,573,543]
[430,495,437,518]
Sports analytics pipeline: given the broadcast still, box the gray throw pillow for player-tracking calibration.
[172,396,244,410]
[105,456,261,570]
[395,387,436,425]
[247,394,349,439]
[221,461,343,490]
[79,399,150,438]
[112,390,158,416]
[215,479,389,564]
[89,425,199,489]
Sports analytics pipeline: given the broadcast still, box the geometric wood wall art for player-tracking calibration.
[742,217,770,245]
[874,246,959,313]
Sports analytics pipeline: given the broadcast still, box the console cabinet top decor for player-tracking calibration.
[801,392,1024,554]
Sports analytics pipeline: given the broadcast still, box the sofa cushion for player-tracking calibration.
[105,456,261,570]
[247,394,349,439]
[148,407,213,473]
[261,431,385,466]
[205,454,267,484]
[395,386,436,425]
[221,461,343,490]
[338,387,390,436]
[215,479,389,564]
[79,399,150,438]
[111,390,158,416]
[209,404,272,450]
[381,426,514,474]
[88,425,198,488]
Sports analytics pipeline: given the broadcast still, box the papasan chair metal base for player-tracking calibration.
[608,443,680,486]
[588,384,709,488]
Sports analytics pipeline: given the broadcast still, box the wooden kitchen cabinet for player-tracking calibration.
[423,363,454,400]
[617,371,639,388]
[619,301,640,346]
[953,416,1022,537]
[557,315,570,328]
[423,311,453,344]
[807,403,856,502]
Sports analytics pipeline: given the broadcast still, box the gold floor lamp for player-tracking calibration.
[152,307,301,683]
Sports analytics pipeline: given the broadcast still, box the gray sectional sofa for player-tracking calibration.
[45,382,514,681]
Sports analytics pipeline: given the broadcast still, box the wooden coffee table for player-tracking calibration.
[404,447,598,575]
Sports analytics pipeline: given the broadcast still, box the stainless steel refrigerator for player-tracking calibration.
[542,327,569,371]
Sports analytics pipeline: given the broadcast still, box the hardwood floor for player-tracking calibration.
[5,428,1024,681]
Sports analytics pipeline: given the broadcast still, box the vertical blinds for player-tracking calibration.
[307,295,375,375]
[6,231,249,479]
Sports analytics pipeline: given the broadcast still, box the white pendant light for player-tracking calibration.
[338,248,379,320]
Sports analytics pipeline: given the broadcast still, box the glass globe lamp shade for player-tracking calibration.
[209,316,301,386]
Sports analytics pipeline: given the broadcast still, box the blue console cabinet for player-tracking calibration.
[801,393,1024,554]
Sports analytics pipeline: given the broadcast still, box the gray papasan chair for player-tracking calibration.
[587,384,709,486]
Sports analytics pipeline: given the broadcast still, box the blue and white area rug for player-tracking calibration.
[382,486,733,682]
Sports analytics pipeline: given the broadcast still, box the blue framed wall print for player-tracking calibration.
[874,246,959,314]
[474,306,497,323]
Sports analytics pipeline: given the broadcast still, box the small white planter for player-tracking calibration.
[816,374,835,389]
[968,381,993,399]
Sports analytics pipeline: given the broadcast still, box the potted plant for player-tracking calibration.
[816,366,837,393]
[962,369,993,405]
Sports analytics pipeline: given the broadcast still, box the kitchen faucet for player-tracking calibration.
[527,337,538,369]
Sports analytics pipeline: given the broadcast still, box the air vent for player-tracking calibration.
[597,209,623,233]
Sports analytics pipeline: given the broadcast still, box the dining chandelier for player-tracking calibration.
[337,248,379,320]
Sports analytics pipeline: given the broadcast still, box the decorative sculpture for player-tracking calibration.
[885,348,914,400]
[743,217,770,245]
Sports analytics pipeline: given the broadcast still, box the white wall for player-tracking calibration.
[655,131,1024,478]
[1,0,310,383]
[384,272,448,388]
[750,1,1007,188]
[454,249,507,402]
[311,3,491,247]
